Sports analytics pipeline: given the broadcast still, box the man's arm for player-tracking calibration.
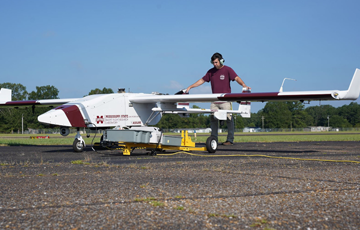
[186,78,205,93]
[234,76,251,90]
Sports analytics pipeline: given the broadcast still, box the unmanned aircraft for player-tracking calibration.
[0,69,359,153]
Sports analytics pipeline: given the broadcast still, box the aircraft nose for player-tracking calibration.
[38,104,86,127]
[38,109,72,127]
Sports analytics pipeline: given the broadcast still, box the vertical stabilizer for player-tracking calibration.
[0,88,11,102]
[344,68,360,100]
[238,88,251,118]
[238,102,251,118]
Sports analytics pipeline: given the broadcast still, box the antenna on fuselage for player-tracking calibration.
[279,78,297,93]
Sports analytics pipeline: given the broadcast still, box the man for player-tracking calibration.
[186,52,250,145]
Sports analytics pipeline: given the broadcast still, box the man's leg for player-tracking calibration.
[226,115,234,143]
[210,103,220,139]
[220,102,234,145]
[210,115,218,139]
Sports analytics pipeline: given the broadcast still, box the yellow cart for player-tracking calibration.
[98,130,217,155]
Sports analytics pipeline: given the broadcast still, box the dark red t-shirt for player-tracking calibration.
[202,65,238,93]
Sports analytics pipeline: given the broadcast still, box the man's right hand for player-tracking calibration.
[175,89,189,95]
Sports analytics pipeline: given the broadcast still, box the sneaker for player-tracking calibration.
[222,141,233,146]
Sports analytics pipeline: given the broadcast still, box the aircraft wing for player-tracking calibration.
[0,96,79,108]
[2,68,359,108]
[129,68,360,104]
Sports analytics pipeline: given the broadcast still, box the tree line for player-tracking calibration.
[1,82,359,133]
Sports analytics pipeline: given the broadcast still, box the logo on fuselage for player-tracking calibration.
[96,115,123,124]
[96,116,104,124]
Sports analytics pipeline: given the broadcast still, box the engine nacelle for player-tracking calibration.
[60,127,70,136]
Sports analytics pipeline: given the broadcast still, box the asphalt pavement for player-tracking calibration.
[1,142,359,229]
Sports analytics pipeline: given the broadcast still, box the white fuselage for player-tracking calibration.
[38,93,162,128]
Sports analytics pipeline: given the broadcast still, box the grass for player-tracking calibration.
[250,217,275,229]
[174,195,185,199]
[133,197,165,207]
[192,131,360,143]
[0,132,360,146]
[207,213,237,219]
[71,160,85,165]
[0,136,76,146]
[232,134,360,142]
[134,197,156,202]
[149,201,165,207]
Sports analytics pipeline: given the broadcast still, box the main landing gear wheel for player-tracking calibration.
[148,150,158,156]
[206,136,218,153]
[73,139,85,152]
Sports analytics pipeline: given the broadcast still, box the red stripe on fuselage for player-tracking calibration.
[55,105,86,127]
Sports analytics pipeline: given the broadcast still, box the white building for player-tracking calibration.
[243,127,261,132]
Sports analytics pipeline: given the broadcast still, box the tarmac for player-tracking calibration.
[1,141,359,229]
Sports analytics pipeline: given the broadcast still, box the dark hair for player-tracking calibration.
[211,52,222,62]
[211,52,225,64]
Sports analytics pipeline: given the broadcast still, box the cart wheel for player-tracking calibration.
[206,136,217,153]
[150,150,157,156]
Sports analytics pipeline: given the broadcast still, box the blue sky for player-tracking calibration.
[1,0,359,112]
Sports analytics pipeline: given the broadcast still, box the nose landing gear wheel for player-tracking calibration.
[206,136,218,153]
[73,139,85,152]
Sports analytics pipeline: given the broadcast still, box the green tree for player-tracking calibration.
[286,102,311,128]
[88,87,114,95]
[28,85,59,100]
[156,114,183,129]
[337,102,360,127]
[329,115,352,128]
[305,105,337,126]
[187,105,210,128]
[233,114,245,129]
[260,102,292,128]
[243,112,262,128]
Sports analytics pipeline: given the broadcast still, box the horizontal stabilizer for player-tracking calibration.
[238,88,251,118]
